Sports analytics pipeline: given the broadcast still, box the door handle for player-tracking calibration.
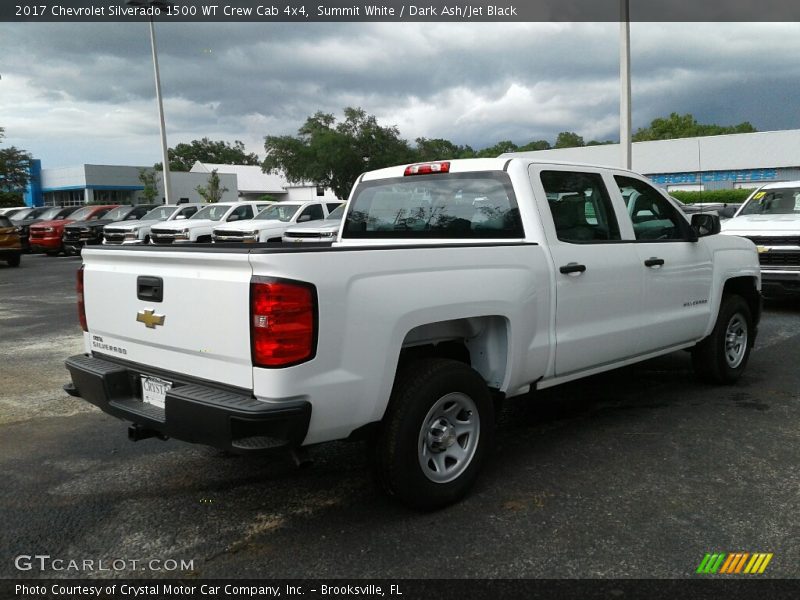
[559,262,587,275]
[644,257,665,268]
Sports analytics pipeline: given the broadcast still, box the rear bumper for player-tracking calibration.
[64,354,311,454]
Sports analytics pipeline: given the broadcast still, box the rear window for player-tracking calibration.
[342,172,523,239]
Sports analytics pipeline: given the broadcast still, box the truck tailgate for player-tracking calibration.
[82,248,254,389]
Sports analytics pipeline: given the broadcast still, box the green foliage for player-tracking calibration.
[415,137,474,160]
[633,113,757,142]
[157,137,260,172]
[670,189,754,205]
[0,191,23,208]
[259,194,278,203]
[138,169,159,203]
[195,169,229,203]
[518,140,552,152]
[554,131,585,149]
[264,107,415,200]
[474,140,519,158]
[0,128,33,192]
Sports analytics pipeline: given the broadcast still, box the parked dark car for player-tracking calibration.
[62,204,158,255]
[31,205,119,256]
[11,206,80,252]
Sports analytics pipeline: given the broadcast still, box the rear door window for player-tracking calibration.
[343,172,523,239]
[540,171,621,243]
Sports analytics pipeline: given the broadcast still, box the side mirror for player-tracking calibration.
[297,214,312,223]
[174,215,186,220]
[718,206,738,219]
[227,215,239,222]
[691,213,721,238]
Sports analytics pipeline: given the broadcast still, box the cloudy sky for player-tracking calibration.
[1,21,799,168]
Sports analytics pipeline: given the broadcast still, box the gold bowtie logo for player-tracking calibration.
[136,309,165,329]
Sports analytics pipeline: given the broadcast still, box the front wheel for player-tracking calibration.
[374,358,494,510]
[692,294,753,384]
[6,254,21,267]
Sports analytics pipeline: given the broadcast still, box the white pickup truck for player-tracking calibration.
[65,158,761,509]
[721,181,800,297]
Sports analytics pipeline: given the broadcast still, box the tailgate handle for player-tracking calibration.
[137,276,163,302]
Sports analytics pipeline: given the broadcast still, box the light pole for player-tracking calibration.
[128,0,174,204]
[620,0,632,170]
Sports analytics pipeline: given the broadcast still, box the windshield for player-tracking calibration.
[142,206,177,221]
[255,204,301,222]
[10,208,36,221]
[326,205,345,220]
[102,206,133,221]
[191,205,230,221]
[342,172,523,239]
[739,187,800,216]
[67,207,96,221]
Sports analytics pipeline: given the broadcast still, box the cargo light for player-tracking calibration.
[77,265,88,332]
[404,162,451,176]
[250,278,317,368]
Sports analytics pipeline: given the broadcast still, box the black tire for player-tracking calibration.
[197,235,211,243]
[374,358,494,510]
[6,254,21,267]
[268,237,282,243]
[692,294,753,384]
[45,251,59,257]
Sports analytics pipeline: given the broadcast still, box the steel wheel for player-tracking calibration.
[418,392,480,484]
[724,313,748,368]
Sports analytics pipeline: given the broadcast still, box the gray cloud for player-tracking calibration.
[1,22,799,167]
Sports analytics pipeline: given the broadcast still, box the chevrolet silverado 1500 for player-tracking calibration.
[65,158,761,509]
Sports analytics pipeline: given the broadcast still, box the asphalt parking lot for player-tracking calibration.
[1,254,799,579]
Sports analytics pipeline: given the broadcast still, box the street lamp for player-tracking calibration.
[128,0,174,204]
[619,0,632,170]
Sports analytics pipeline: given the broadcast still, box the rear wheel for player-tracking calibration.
[692,294,753,384]
[374,358,494,510]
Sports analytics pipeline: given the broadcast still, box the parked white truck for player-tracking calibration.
[721,181,800,297]
[65,158,761,509]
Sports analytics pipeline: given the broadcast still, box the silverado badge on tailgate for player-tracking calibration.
[136,308,165,329]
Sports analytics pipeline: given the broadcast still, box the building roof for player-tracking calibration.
[503,129,800,174]
[190,162,288,194]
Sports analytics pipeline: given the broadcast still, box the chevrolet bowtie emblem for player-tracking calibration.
[136,309,165,329]
[756,246,769,254]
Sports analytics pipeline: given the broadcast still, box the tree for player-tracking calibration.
[138,169,159,203]
[518,139,552,152]
[554,131,585,148]
[0,127,33,201]
[475,140,519,157]
[195,169,229,203]
[156,137,260,171]
[415,137,475,161]
[633,112,757,142]
[263,107,415,200]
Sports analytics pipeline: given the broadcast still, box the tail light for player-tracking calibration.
[77,265,88,332]
[250,278,317,368]
[404,161,450,176]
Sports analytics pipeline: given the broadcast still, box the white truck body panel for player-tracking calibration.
[76,158,761,449]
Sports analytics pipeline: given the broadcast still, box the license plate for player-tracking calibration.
[141,375,172,409]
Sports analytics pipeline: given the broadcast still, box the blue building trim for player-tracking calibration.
[41,185,145,192]
[23,159,43,207]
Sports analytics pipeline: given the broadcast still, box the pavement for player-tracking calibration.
[1,255,798,579]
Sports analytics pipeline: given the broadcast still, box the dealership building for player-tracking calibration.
[22,162,339,207]
[507,128,800,192]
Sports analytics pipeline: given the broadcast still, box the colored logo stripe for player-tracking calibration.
[697,553,773,574]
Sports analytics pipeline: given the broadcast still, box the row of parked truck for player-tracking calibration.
[0,199,346,262]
